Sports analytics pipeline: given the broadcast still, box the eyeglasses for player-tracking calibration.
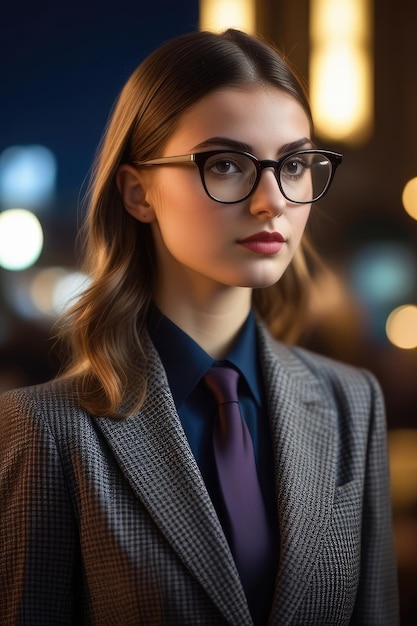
[136,149,343,205]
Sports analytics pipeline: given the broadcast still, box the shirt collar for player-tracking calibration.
[147,305,262,409]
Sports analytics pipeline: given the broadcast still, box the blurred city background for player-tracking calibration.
[1,1,416,622]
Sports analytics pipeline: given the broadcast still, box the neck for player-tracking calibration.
[153,283,252,360]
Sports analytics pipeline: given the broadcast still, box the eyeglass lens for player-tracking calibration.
[202,152,332,203]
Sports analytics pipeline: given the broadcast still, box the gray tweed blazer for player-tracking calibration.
[0,324,399,625]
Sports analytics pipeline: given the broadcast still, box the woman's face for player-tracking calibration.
[130,85,312,301]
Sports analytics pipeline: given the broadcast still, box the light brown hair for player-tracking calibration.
[61,29,316,417]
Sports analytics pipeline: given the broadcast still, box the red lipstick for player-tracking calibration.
[238,231,285,255]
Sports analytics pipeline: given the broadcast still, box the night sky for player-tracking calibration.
[0,1,199,213]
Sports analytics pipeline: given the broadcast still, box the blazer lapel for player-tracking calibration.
[257,326,338,624]
[95,335,252,625]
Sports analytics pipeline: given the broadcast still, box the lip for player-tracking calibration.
[237,231,286,255]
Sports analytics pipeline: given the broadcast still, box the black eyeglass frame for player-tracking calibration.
[136,148,343,205]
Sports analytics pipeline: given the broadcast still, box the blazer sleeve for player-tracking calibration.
[0,388,78,625]
[350,370,399,625]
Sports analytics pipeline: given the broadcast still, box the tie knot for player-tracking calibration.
[204,366,239,404]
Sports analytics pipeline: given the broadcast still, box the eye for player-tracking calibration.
[281,157,308,179]
[218,160,238,173]
[209,159,241,175]
[205,153,245,176]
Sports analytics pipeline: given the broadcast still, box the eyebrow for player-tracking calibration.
[279,137,314,154]
[192,136,313,155]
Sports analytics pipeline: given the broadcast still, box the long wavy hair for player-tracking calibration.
[60,29,316,417]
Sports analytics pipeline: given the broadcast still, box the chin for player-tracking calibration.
[236,276,283,290]
[234,259,291,289]
[244,269,288,289]
[217,264,289,290]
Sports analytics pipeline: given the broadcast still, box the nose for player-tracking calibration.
[248,168,287,218]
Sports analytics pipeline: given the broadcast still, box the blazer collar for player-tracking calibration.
[95,333,252,625]
[96,325,338,625]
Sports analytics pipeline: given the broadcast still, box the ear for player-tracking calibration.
[116,165,156,223]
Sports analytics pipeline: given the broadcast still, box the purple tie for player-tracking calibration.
[204,365,272,603]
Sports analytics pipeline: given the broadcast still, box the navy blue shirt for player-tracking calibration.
[148,306,277,531]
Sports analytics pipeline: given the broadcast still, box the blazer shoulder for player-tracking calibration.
[1,376,76,408]
[258,322,375,383]
[288,344,385,424]
[292,343,377,382]
[291,344,381,392]
[0,376,88,433]
[258,323,384,414]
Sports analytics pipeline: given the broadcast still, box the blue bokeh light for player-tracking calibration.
[349,242,416,309]
[0,145,57,211]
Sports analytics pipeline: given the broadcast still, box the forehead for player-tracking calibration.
[164,85,311,154]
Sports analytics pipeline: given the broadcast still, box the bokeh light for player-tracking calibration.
[386,305,417,350]
[349,242,416,308]
[402,177,417,220]
[0,209,44,270]
[30,267,90,316]
[30,267,70,316]
[0,145,57,211]
[389,429,417,511]
[199,0,255,32]
[309,0,373,145]
[51,270,90,315]
[2,267,90,319]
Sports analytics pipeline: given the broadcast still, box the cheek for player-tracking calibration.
[292,207,311,244]
[150,185,220,258]
[153,168,203,207]
[151,172,222,236]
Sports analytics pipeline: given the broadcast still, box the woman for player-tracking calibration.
[0,29,398,625]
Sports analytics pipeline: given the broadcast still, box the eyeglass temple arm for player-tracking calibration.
[136,154,195,166]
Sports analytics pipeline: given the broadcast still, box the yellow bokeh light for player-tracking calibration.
[199,0,255,33]
[311,0,369,41]
[310,44,372,142]
[389,429,417,509]
[402,177,417,220]
[309,0,373,145]
[0,208,43,270]
[386,305,417,350]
